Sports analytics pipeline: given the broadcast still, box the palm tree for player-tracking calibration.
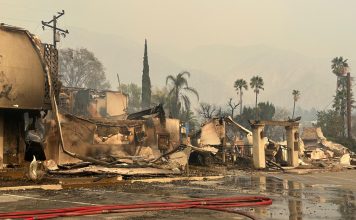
[331,57,349,137]
[234,79,248,115]
[331,57,349,91]
[292,90,300,119]
[250,76,264,119]
[331,57,349,76]
[166,71,199,118]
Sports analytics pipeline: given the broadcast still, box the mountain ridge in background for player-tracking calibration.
[61,27,340,110]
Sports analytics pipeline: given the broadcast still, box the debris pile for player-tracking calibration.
[190,116,253,165]
[301,127,353,167]
[42,114,190,179]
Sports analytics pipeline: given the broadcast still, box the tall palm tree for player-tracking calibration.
[234,79,248,115]
[292,90,300,119]
[250,76,264,119]
[331,56,349,91]
[331,57,349,137]
[166,71,199,118]
[331,57,349,76]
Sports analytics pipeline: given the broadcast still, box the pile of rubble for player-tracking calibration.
[301,127,355,168]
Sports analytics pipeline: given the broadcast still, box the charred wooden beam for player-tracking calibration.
[249,120,299,127]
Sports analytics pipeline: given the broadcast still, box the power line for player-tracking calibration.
[41,10,69,48]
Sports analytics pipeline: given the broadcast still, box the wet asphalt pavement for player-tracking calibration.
[0,170,355,219]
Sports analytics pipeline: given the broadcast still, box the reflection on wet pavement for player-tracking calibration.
[218,175,356,220]
[0,172,355,220]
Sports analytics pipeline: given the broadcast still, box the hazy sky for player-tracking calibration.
[1,0,356,58]
[1,0,356,110]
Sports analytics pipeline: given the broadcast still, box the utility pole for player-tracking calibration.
[41,10,69,48]
[117,74,122,92]
[346,72,352,139]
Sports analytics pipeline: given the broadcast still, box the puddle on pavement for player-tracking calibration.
[0,195,27,203]
[1,174,355,220]
[135,174,356,219]
[209,175,356,220]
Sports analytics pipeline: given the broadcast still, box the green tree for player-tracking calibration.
[141,39,151,110]
[166,71,199,118]
[151,86,172,115]
[292,90,301,119]
[325,115,356,152]
[180,108,199,131]
[331,57,349,137]
[234,79,248,115]
[331,56,349,89]
[250,75,264,119]
[235,102,275,130]
[258,102,275,120]
[151,86,170,106]
[258,102,275,136]
[121,83,141,113]
[270,107,291,141]
[317,109,344,138]
[235,106,255,129]
[59,48,110,89]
